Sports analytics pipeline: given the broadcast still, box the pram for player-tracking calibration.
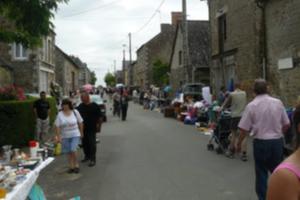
[207,111,231,154]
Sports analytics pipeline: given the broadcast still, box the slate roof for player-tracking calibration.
[187,21,210,67]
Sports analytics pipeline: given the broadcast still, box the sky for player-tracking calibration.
[53,0,209,85]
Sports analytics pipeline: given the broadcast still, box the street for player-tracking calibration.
[38,103,256,200]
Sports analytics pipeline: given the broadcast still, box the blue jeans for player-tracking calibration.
[253,138,284,200]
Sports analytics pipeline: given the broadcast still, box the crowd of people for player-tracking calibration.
[33,79,300,199]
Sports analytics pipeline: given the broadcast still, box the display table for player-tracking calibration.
[5,157,54,200]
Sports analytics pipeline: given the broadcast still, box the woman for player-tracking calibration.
[267,104,300,200]
[55,99,83,173]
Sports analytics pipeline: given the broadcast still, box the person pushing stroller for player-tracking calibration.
[220,82,248,161]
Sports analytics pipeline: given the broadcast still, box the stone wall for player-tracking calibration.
[265,0,300,106]
[134,24,176,89]
[209,0,262,95]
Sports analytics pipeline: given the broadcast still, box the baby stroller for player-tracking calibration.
[207,111,231,154]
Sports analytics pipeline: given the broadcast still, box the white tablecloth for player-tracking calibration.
[5,157,54,200]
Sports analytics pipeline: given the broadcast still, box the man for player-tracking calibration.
[33,91,50,143]
[221,82,247,161]
[120,88,129,121]
[237,79,290,200]
[77,92,102,167]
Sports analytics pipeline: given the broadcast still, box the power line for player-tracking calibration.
[59,0,121,18]
[133,0,166,34]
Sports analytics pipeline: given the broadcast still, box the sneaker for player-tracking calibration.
[73,167,80,174]
[241,153,248,162]
[81,158,89,163]
[88,161,96,167]
[67,168,74,174]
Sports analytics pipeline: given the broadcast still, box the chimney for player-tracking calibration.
[171,12,183,26]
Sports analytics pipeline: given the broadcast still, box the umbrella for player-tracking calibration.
[82,84,93,92]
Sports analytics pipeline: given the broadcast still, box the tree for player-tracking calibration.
[152,59,170,87]
[89,71,97,85]
[104,72,116,87]
[0,0,68,47]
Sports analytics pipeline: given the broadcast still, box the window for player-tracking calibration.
[179,51,183,65]
[48,40,51,63]
[13,43,28,59]
[218,14,227,52]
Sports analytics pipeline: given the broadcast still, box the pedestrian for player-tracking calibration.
[267,104,300,200]
[77,92,103,167]
[33,91,50,143]
[221,82,248,161]
[112,89,120,117]
[55,99,83,174]
[120,88,129,121]
[236,79,290,200]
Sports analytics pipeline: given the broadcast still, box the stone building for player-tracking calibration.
[134,13,178,89]
[69,55,91,87]
[0,31,56,93]
[55,46,80,95]
[170,20,210,92]
[264,0,300,105]
[208,0,262,95]
[209,0,300,105]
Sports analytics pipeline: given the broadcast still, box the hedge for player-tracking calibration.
[0,97,57,147]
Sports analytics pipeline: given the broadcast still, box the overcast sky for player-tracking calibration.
[54,0,208,85]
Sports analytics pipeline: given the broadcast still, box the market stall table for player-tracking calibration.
[5,157,54,200]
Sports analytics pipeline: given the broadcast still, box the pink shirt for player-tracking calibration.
[238,94,290,140]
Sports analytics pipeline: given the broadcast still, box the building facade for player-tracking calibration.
[209,0,262,95]
[170,20,210,92]
[264,0,300,105]
[0,31,56,94]
[55,46,80,95]
[134,13,177,89]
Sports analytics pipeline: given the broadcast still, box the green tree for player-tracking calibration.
[0,0,68,47]
[152,59,170,87]
[89,71,97,85]
[104,72,116,87]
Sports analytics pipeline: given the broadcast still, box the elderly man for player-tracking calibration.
[237,79,290,200]
[77,92,103,167]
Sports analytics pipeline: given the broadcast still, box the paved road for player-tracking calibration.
[38,103,256,200]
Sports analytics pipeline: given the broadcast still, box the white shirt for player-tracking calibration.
[55,110,83,138]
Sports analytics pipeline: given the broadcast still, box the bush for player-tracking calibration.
[0,97,57,147]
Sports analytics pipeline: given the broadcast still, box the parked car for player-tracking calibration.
[182,83,205,101]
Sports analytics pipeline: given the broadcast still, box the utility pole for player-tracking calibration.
[182,0,190,83]
[122,44,126,84]
[128,32,133,86]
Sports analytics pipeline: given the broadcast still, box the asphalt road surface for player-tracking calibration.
[38,103,256,200]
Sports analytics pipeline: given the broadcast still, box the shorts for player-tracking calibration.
[230,117,241,131]
[62,137,80,153]
[36,118,49,134]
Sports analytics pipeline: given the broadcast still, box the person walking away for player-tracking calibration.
[112,90,120,117]
[55,99,83,173]
[120,88,129,121]
[267,104,300,200]
[237,79,290,200]
[77,92,103,167]
[221,83,248,161]
[33,91,50,143]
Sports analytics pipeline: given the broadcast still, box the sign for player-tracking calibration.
[278,58,294,70]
